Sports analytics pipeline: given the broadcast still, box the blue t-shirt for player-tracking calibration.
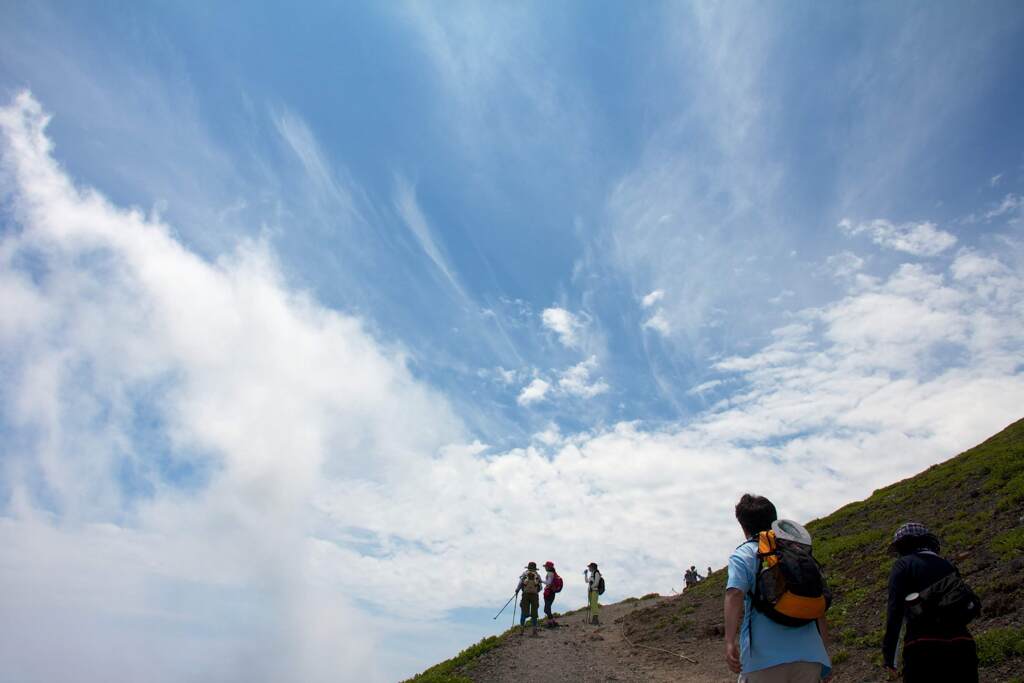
[727,540,831,676]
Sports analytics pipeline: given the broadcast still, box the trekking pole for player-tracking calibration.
[493,592,517,620]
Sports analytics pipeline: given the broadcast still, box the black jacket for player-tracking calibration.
[882,550,973,667]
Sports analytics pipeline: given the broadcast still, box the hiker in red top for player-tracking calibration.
[542,561,563,627]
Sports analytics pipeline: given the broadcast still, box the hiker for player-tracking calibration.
[707,565,713,579]
[882,523,979,682]
[516,561,543,636]
[724,494,832,682]
[585,562,603,625]
[542,561,563,627]
[685,565,702,588]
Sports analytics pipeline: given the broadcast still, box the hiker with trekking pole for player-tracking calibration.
[584,562,603,625]
[542,561,563,628]
[515,561,543,637]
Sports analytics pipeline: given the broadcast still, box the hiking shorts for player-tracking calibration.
[738,661,823,682]
[520,592,539,626]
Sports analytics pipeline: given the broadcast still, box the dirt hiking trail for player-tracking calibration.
[463,597,731,683]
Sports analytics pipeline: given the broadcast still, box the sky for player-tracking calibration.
[1,2,1024,681]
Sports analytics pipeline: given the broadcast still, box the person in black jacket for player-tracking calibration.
[882,522,978,682]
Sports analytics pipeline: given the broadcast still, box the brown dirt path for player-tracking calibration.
[460,597,734,683]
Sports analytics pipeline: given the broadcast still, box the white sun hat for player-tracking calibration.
[772,519,813,546]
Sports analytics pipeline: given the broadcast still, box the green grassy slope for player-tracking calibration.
[625,417,1024,681]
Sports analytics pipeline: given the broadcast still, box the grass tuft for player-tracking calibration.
[976,626,1024,667]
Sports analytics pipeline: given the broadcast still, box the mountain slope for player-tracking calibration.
[409,418,1024,682]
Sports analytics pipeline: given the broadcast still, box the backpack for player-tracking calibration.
[906,571,981,627]
[597,575,605,595]
[522,570,541,594]
[751,524,831,627]
[552,574,563,593]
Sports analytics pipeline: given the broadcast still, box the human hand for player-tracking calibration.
[725,640,740,674]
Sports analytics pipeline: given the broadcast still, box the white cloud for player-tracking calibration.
[826,251,866,278]
[0,92,462,683]
[687,379,723,395]
[516,378,551,405]
[495,366,517,384]
[274,109,355,216]
[989,173,1003,187]
[838,218,957,256]
[541,307,583,348]
[642,310,672,336]
[984,193,1023,223]
[641,289,665,308]
[532,423,563,446]
[394,175,464,297]
[557,356,609,399]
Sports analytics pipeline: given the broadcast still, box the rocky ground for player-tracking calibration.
[460,596,731,683]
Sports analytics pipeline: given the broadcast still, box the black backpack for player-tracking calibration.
[906,571,981,627]
[597,575,605,595]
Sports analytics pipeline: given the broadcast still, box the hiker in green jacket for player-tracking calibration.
[585,562,602,625]
[516,561,543,636]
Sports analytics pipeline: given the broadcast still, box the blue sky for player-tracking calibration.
[2,2,1024,681]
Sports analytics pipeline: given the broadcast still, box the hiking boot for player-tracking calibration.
[531,627,539,637]
[590,615,600,625]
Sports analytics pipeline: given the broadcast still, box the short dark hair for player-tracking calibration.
[735,494,777,537]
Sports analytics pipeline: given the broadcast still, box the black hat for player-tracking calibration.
[525,561,538,570]
[888,522,939,553]
[588,562,598,569]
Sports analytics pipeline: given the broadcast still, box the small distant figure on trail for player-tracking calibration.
[882,523,980,682]
[542,561,563,628]
[707,565,713,579]
[584,562,604,625]
[516,561,543,637]
[684,565,699,589]
[724,493,832,682]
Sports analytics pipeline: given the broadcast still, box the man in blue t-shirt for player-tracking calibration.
[724,494,832,682]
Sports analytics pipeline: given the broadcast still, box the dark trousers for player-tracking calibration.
[519,592,539,627]
[543,594,555,620]
[904,637,978,683]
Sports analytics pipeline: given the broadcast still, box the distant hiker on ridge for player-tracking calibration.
[684,565,698,589]
[882,523,980,682]
[724,493,832,682]
[516,561,543,637]
[707,565,713,579]
[542,561,563,627]
[585,562,603,625]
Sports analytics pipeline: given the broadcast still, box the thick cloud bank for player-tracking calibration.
[2,93,1024,681]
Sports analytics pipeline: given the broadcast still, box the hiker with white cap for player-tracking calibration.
[724,493,832,682]
[882,522,980,682]
[515,561,543,636]
[585,562,603,625]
